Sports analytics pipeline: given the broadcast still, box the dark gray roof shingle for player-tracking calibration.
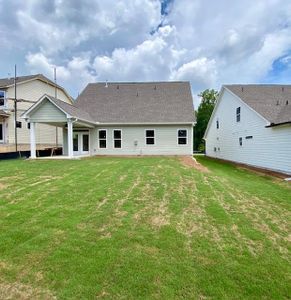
[225,84,291,125]
[74,82,195,123]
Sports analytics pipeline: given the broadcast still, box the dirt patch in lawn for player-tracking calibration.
[0,182,7,190]
[179,156,209,173]
[0,282,56,300]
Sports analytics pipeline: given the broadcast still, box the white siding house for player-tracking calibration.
[0,74,73,153]
[204,85,291,175]
[22,82,195,158]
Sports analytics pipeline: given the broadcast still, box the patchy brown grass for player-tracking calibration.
[0,282,56,300]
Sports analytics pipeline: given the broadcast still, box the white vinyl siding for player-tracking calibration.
[90,125,193,155]
[29,100,67,122]
[1,79,71,147]
[205,88,291,175]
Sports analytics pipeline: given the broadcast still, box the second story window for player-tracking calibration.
[236,107,241,122]
[0,90,5,107]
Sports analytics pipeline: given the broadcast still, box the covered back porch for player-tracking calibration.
[21,95,97,158]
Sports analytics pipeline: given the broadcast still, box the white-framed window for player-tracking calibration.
[98,129,107,148]
[177,129,188,145]
[0,122,3,142]
[0,90,6,107]
[236,107,241,122]
[113,129,122,149]
[145,129,155,145]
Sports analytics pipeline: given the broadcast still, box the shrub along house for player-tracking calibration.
[204,84,291,175]
[22,82,195,158]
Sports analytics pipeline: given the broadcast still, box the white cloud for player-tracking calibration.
[171,58,217,90]
[26,52,96,93]
[2,0,291,106]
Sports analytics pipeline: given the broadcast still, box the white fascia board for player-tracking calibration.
[203,86,224,140]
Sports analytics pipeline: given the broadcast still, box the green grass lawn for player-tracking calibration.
[0,156,290,299]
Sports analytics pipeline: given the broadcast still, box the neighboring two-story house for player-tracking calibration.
[204,85,291,175]
[0,74,73,153]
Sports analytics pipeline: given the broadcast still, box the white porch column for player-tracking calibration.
[30,122,36,159]
[67,119,73,158]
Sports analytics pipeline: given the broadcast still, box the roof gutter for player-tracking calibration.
[94,122,195,125]
[265,121,291,128]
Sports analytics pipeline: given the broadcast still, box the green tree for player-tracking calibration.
[194,89,218,151]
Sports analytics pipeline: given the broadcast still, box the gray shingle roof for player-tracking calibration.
[75,82,195,123]
[47,96,96,124]
[225,84,291,126]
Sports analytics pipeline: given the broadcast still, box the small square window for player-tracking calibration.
[178,129,188,145]
[146,130,155,145]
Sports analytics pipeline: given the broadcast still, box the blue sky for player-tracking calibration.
[0,0,291,106]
